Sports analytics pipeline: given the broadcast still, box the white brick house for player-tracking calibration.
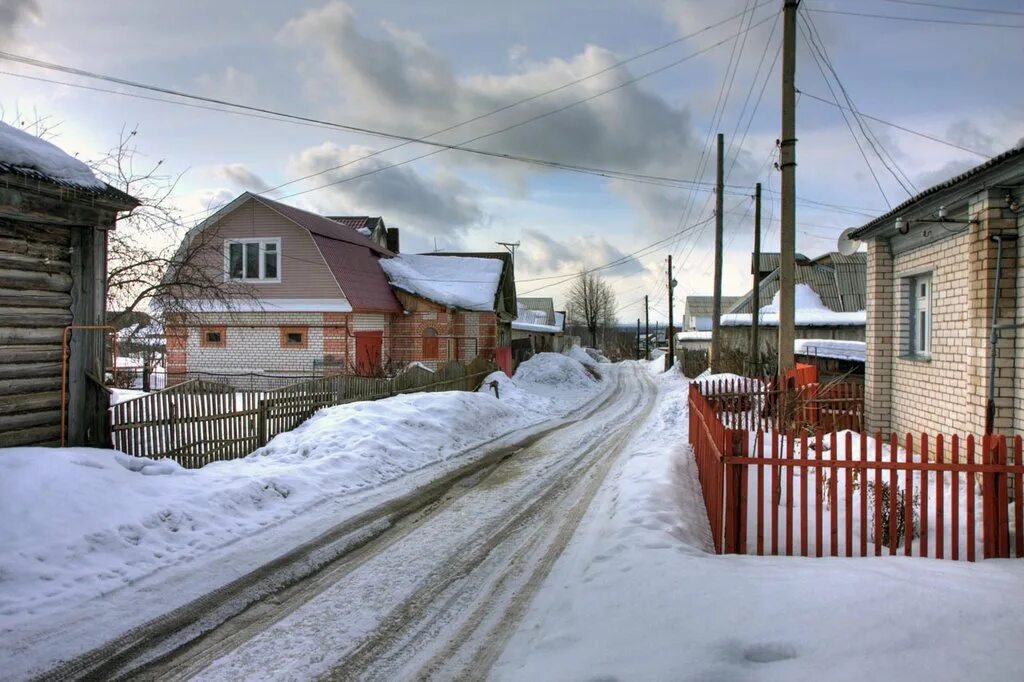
[850,146,1024,439]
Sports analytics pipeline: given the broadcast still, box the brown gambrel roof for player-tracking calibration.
[243,194,401,313]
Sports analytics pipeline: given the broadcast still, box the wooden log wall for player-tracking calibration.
[0,219,73,447]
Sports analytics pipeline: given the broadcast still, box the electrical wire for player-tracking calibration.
[806,8,1024,29]
[878,0,1024,15]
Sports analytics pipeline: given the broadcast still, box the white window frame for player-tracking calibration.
[224,238,281,282]
[908,274,932,357]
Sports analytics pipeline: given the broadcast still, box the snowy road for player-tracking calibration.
[63,362,655,681]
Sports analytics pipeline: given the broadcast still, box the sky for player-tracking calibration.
[3,0,1023,323]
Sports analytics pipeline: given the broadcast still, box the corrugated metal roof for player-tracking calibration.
[685,296,742,318]
[516,297,555,325]
[726,252,866,315]
[0,163,139,208]
[850,144,1024,239]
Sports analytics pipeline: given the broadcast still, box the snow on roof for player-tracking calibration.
[676,331,712,341]
[513,304,564,333]
[380,253,503,311]
[721,283,865,327]
[0,122,105,189]
[794,339,866,363]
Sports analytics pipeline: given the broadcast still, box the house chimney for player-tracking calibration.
[386,227,400,253]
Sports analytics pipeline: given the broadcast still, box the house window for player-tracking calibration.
[225,238,280,281]
[280,326,308,349]
[200,326,226,348]
[908,274,931,356]
[422,327,439,359]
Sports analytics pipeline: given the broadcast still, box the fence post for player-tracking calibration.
[258,398,268,447]
[724,429,747,554]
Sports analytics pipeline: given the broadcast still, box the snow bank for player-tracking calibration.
[0,354,604,625]
[380,254,502,311]
[494,372,1024,682]
[566,345,596,367]
[795,338,866,362]
[0,122,104,189]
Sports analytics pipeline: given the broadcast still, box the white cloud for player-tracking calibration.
[195,67,258,103]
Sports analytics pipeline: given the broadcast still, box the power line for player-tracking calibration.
[795,88,991,158]
[806,8,1024,29]
[0,7,776,224]
[878,0,1024,15]
[801,11,918,198]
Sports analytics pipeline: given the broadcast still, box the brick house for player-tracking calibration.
[850,146,1023,438]
[164,192,515,382]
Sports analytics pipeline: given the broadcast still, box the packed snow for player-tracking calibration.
[380,254,503,311]
[722,284,866,327]
[494,364,1024,682]
[795,338,867,362]
[0,353,603,637]
[0,122,105,189]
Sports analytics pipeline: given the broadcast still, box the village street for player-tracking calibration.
[1,357,656,679]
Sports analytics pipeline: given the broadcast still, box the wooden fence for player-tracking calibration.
[699,375,864,434]
[688,382,1024,560]
[110,358,496,468]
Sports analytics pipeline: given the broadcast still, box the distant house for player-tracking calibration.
[850,145,1024,438]
[511,297,566,356]
[683,295,741,331]
[164,192,515,382]
[719,251,867,359]
[0,122,138,447]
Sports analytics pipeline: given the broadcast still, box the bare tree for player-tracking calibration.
[566,271,617,348]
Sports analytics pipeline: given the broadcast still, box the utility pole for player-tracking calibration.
[750,182,762,376]
[496,241,520,267]
[778,0,798,377]
[644,294,650,360]
[666,255,676,371]
[710,132,725,373]
[636,318,641,360]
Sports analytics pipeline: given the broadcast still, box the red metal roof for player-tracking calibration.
[310,234,402,313]
[250,194,401,313]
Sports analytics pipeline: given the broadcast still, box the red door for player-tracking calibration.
[354,331,383,375]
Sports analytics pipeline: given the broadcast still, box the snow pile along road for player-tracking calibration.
[494,365,1024,682]
[0,353,603,629]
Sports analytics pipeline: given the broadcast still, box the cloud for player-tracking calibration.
[0,0,38,46]
[195,67,258,103]
[517,227,648,280]
[277,1,758,236]
[218,163,271,193]
[285,142,485,237]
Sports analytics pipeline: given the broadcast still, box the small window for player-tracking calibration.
[422,327,439,360]
[225,238,281,281]
[280,326,308,349]
[200,326,226,348]
[908,274,931,356]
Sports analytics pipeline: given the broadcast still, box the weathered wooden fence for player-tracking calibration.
[689,382,1024,561]
[698,376,864,434]
[110,358,495,468]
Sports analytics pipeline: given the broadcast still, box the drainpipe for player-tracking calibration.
[986,234,1018,434]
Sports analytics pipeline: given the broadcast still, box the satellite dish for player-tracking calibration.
[837,227,861,256]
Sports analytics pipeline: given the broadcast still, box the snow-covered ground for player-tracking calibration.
[495,363,1024,681]
[0,353,606,677]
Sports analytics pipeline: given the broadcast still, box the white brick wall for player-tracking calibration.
[888,233,971,437]
[186,312,325,375]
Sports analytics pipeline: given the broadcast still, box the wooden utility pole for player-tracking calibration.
[644,294,650,360]
[750,182,762,375]
[778,0,798,377]
[710,132,725,373]
[636,318,641,360]
[666,255,676,370]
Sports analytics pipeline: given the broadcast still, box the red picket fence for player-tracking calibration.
[689,383,1024,560]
